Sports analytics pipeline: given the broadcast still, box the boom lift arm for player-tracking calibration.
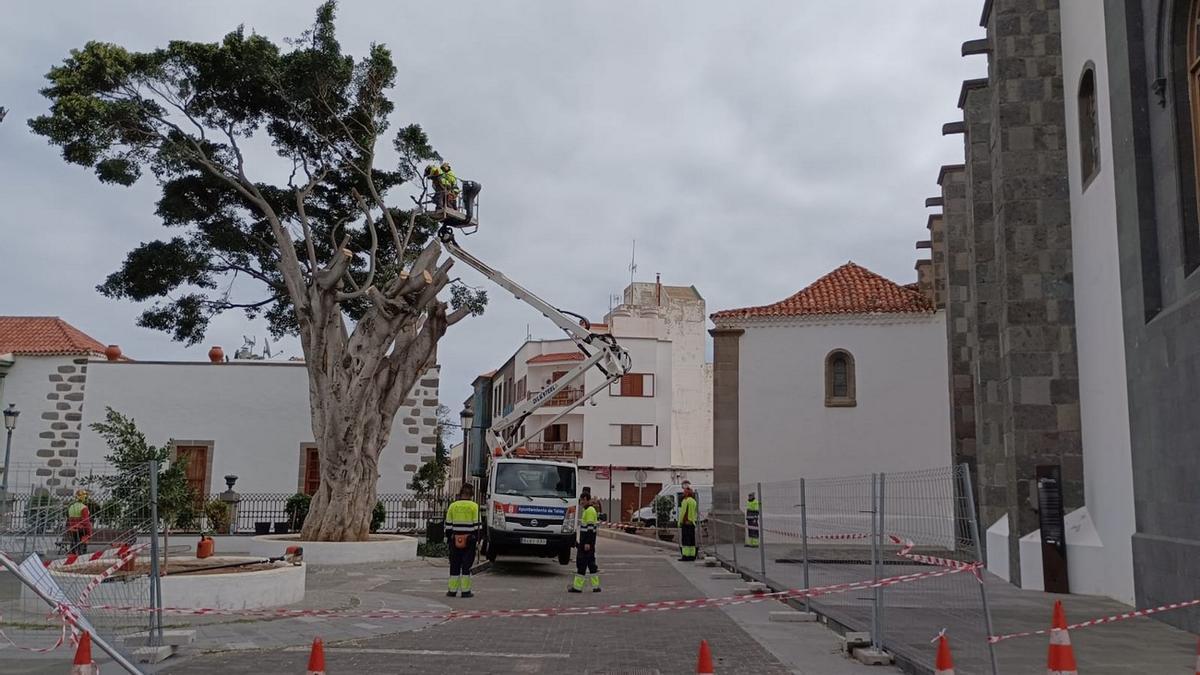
[438,226,632,459]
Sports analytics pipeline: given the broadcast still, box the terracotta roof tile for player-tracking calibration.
[711,262,933,321]
[0,317,108,356]
[526,351,585,365]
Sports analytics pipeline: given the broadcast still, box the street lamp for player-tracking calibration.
[2,403,20,510]
[459,406,474,488]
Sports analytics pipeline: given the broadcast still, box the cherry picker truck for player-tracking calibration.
[429,180,632,564]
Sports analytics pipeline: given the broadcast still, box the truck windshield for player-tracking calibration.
[494,463,576,499]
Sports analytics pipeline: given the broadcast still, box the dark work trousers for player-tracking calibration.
[680,523,697,560]
[449,536,477,577]
[576,546,597,576]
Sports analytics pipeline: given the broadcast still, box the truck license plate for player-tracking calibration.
[520,537,547,545]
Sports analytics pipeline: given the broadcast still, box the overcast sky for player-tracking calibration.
[0,1,984,431]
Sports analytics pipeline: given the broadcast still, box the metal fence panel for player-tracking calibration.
[707,465,996,675]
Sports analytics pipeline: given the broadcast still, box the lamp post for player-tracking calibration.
[459,406,474,490]
[2,404,19,514]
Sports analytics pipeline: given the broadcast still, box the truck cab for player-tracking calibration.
[483,457,578,565]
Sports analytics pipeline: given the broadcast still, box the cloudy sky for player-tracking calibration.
[0,1,984,428]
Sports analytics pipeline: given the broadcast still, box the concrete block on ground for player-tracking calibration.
[851,646,894,666]
[768,610,818,623]
[710,571,740,579]
[702,556,717,567]
[837,631,871,654]
[733,583,767,594]
[132,645,175,664]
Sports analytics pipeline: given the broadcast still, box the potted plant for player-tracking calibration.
[204,499,232,535]
[285,493,311,532]
[254,521,272,535]
[654,496,675,542]
[273,521,290,534]
[370,501,386,534]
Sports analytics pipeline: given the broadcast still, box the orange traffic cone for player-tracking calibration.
[1046,600,1078,675]
[934,633,955,675]
[696,639,714,674]
[306,637,326,675]
[71,631,98,674]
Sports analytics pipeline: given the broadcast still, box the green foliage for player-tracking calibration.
[86,408,197,530]
[417,540,448,558]
[204,499,232,533]
[409,404,452,497]
[654,495,674,525]
[370,500,385,533]
[27,1,483,344]
[285,493,312,529]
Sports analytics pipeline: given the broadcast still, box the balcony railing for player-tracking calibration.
[526,386,584,407]
[522,441,583,458]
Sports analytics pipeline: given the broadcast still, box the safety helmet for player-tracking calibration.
[75,489,89,500]
[440,162,452,172]
[425,164,441,177]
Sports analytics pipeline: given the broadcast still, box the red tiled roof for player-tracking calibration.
[526,352,585,365]
[0,317,108,356]
[711,262,934,321]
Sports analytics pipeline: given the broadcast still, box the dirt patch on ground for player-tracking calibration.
[55,558,281,577]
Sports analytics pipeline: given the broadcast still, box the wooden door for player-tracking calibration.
[620,481,662,523]
[175,445,209,506]
[303,447,321,496]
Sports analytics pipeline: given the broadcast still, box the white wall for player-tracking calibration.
[78,361,440,494]
[1061,1,1137,605]
[736,314,952,486]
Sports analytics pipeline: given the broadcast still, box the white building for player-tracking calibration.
[710,263,953,488]
[474,281,712,522]
[0,316,442,497]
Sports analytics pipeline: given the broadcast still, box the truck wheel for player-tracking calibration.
[557,548,571,565]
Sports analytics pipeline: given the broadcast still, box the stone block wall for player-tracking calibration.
[936,165,977,477]
[34,357,89,496]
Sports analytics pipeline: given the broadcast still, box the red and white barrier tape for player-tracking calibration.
[0,544,143,653]
[709,517,979,575]
[988,598,1200,644]
[45,543,135,569]
[69,561,977,621]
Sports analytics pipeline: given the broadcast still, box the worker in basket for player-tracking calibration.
[424,163,446,209]
[66,489,93,554]
[570,487,601,593]
[438,161,459,210]
[445,483,481,598]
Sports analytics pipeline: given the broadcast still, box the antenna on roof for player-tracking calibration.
[629,239,637,285]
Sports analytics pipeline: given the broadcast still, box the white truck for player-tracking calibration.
[633,483,713,527]
[482,457,579,564]
[432,184,631,565]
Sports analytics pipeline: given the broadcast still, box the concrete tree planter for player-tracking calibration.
[246,534,417,564]
[21,556,306,612]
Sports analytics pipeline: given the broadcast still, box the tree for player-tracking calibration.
[409,404,451,498]
[30,2,484,541]
[88,408,197,566]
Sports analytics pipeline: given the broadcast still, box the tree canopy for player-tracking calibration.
[30,1,484,344]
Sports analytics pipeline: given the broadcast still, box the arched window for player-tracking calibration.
[825,350,856,407]
[1078,63,1101,189]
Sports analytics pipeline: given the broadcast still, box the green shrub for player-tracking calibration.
[285,493,311,529]
[654,495,674,525]
[204,499,231,533]
[370,501,386,533]
[417,541,448,557]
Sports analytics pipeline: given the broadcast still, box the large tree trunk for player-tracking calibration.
[296,242,453,541]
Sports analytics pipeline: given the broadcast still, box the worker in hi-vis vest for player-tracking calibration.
[444,483,481,598]
[570,487,601,593]
[745,492,761,548]
[66,489,93,555]
[678,485,699,561]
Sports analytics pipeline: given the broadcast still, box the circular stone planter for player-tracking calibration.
[246,534,417,565]
[20,556,306,612]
